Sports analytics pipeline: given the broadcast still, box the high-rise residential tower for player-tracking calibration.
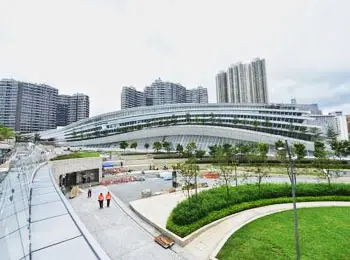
[186,86,208,104]
[216,71,228,103]
[121,86,145,109]
[57,93,90,126]
[216,58,268,104]
[0,79,58,132]
[121,79,208,109]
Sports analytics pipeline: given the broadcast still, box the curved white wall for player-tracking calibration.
[65,125,315,150]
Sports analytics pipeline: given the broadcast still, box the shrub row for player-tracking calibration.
[50,152,100,161]
[166,183,350,237]
[167,195,350,238]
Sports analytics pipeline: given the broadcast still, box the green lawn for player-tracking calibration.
[217,207,350,260]
[50,151,100,161]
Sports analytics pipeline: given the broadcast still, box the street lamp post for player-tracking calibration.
[283,140,301,260]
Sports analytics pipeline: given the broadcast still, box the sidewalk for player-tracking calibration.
[184,201,350,260]
[70,185,184,260]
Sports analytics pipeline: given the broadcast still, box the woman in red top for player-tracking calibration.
[106,192,111,207]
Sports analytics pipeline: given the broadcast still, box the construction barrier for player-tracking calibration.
[100,176,134,186]
[203,172,220,179]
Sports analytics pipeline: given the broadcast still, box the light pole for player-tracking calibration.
[279,140,301,260]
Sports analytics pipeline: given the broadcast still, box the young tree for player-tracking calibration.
[310,127,323,141]
[327,126,338,140]
[275,140,286,161]
[248,164,270,193]
[208,145,219,156]
[144,143,149,152]
[223,143,233,156]
[177,158,199,203]
[153,141,162,153]
[293,143,307,160]
[257,142,269,159]
[195,150,206,159]
[212,145,235,197]
[220,165,234,198]
[186,141,197,157]
[330,139,350,160]
[313,141,327,159]
[313,152,342,187]
[119,141,128,152]
[162,141,172,153]
[130,142,138,151]
[176,144,184,156]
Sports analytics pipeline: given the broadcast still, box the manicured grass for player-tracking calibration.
[50,152,100,161]
[217,207,350,260]
[166,183,350,237]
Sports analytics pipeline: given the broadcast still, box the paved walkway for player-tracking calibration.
[70,185,186,260]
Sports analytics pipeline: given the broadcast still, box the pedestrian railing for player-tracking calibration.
[0,144,47,260]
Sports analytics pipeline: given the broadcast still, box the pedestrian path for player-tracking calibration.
[30,164,108,260]
[188,201,350,260]
[70,185,184,260]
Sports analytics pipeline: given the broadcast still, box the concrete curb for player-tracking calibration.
[128,199,244,247]
[209,202,350,259]
[49,165,111,260]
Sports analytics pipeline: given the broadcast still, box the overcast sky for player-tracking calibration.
[1,0,349,116]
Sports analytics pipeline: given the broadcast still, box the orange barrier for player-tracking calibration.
[203,172,220,179]
[100,176,134,186]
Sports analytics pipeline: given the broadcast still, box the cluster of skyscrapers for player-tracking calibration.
[0,79,89,133]
[121,78,208,109]
[216,58,268,104]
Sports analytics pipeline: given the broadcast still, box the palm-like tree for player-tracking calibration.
[153,141,162,153]
[119,141,128,152]
[144,143,150,152]
[130,142,138,151]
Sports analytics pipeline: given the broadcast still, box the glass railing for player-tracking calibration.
[0,144,47,260]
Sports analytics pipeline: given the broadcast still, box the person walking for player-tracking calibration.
[106,192,111,207]
[98,193,104,209]
[87,185,92,198]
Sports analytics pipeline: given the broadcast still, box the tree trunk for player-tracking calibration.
[225,179,230,198]
[235,166,238,187]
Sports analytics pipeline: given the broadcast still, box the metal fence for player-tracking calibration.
[0,144,46,260]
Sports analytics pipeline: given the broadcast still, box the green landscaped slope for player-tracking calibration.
[166,183,350,237]
[50,152,100,161]
[217,207,350,260]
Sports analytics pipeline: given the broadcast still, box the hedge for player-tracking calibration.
[50,152,100,161]
[166,183,350,237]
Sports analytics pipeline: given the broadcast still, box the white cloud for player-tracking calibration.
[0,0,350,116]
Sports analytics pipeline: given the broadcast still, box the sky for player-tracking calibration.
[1,0,349,116]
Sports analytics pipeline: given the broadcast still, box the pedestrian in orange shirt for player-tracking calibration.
[98,193,104,209]
[106,192,111,207]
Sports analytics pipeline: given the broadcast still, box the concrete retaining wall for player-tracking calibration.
[50,157,102,184]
